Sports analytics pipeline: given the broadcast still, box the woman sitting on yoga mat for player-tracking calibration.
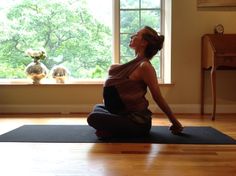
[87,26,183,139]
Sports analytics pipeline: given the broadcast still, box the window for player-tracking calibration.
[119,0,162,77]
[0,0,170,83]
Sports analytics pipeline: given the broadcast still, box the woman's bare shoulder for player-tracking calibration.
[140,60,155,72]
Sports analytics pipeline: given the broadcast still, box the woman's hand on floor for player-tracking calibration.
[169,123,183,135]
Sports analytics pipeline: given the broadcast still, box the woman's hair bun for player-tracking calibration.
[156,35,164,50]
[159,35,165,43]
[143,26,165,59]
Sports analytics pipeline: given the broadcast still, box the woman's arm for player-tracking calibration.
[140,61,183,134]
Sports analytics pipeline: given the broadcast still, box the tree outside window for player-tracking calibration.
[0,0,162,80]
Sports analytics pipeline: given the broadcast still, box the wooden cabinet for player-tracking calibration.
[201,34,236,120]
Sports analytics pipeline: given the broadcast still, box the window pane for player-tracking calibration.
[141,0,161,8]
[151,56,161,77]
[0,0,112,79]
[120,10,139,34]
[120,0,139,9]
[120,0,162,78]
[141,10,161,32]
[120,34,133,56]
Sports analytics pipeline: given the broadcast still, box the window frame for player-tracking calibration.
[114,0,171,84]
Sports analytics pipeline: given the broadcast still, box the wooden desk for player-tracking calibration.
[201,34,236,120]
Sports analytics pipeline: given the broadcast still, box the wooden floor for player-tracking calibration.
[0,114,236,176]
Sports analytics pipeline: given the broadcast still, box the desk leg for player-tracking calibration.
[200,68,205,115]
[211,67,216,120]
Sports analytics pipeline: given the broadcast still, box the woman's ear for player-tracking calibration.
[141,39,148,47]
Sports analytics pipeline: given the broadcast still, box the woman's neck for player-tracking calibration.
[135,50,145,59]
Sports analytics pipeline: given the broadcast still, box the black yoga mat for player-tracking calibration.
[0,125,235,144]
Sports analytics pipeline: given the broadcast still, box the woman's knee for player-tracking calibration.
[92,104,106,112]
[87,112,106,128]
[87,112,97,127]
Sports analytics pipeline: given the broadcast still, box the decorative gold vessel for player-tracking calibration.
[25,60,48,84]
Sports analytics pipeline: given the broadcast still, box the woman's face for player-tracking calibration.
[129,28,147,50]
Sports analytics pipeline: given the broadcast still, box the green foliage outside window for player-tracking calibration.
[0,0,112,79]
[0,0,161,79]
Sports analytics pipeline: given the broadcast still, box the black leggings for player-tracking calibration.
[87,104,152,137]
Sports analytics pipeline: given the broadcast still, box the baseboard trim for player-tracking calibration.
[0,104,93,114]
[0,104,236,114]
[149,104,236,114]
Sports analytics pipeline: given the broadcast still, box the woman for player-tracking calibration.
[87,26,183,139]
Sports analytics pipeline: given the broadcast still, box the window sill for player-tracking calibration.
[0,78,105,85]
[0,79,175,86]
